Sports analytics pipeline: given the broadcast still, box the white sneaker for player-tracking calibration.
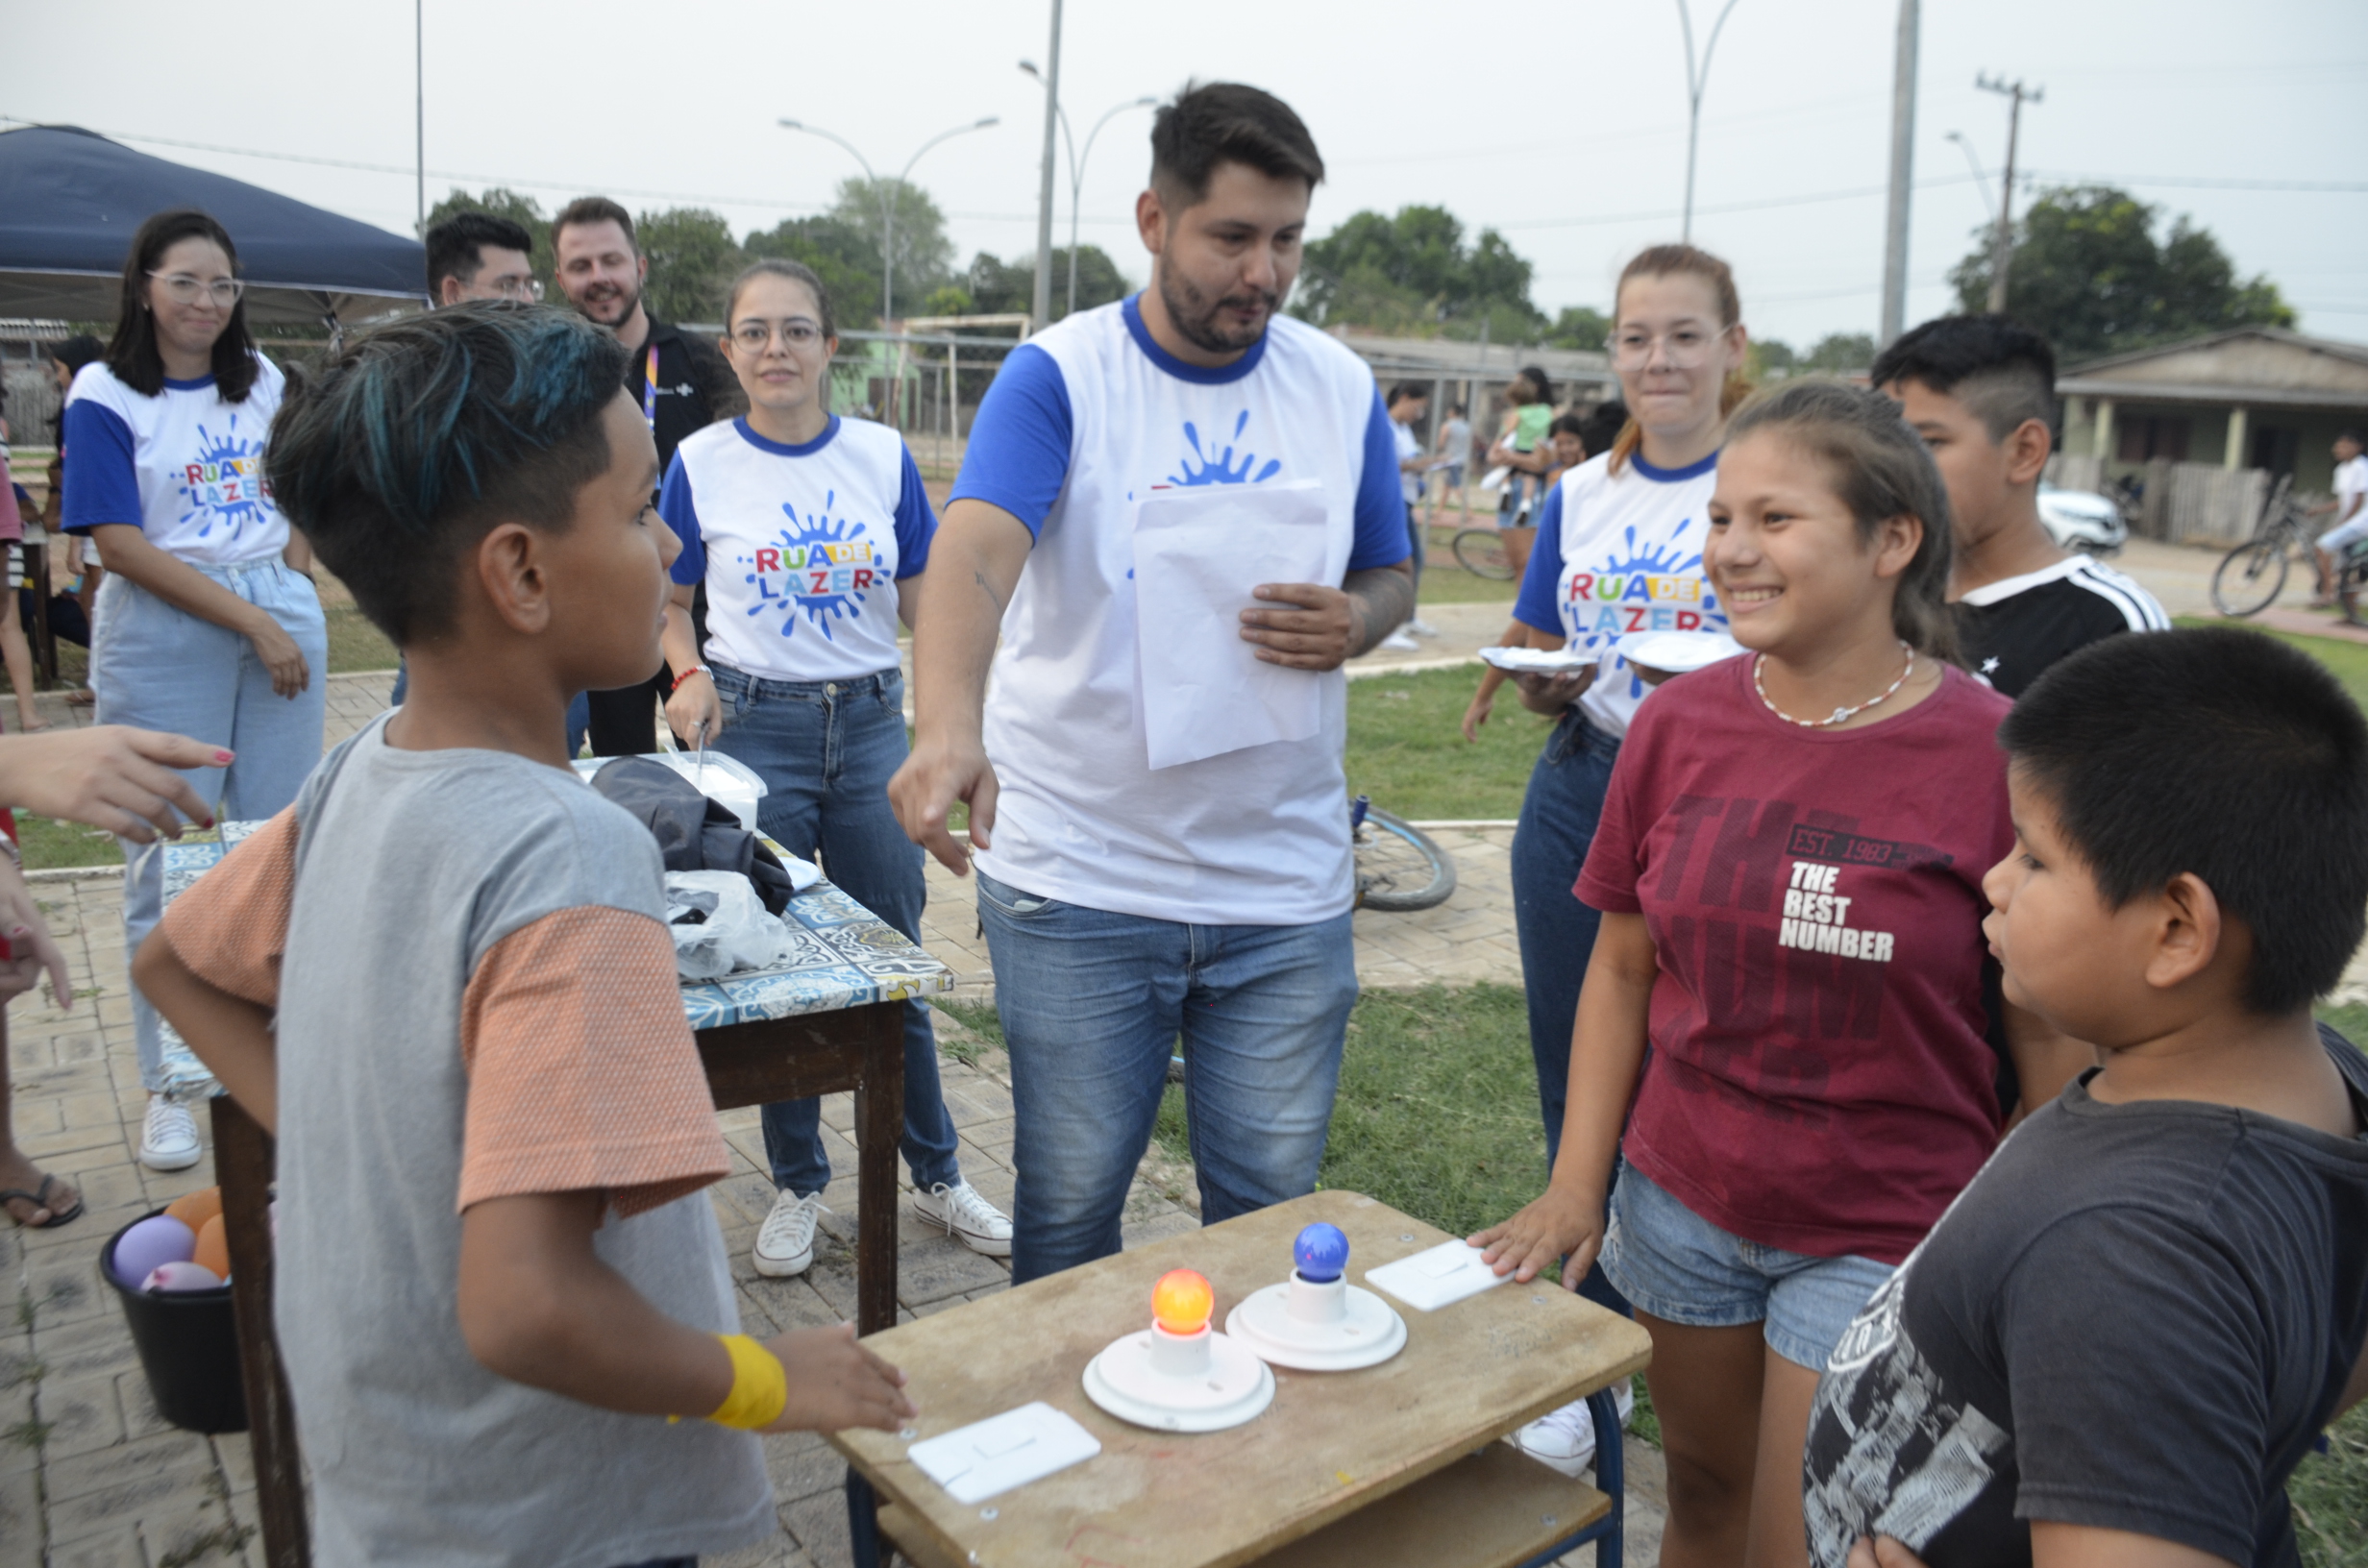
[753,1189,826,1278]
[138,1094,201,1172]
[913,1180,1014,1257]
[1509,1379,1638,1478]
[1406,618,1442,638]
[1378,629,1420,651]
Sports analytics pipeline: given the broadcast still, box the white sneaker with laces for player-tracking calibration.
[1509,1378,1638,1478]
[1406,618,1442,638]
[913,1180,1013,1257]
[138,1094,201,1172]
[752,1189,826,1278]
[1378,629,1420,652]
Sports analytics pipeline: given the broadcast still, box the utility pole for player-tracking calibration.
[1878,0,1918,345]
[414,0,425,238]
[1975,73,2041,314]
[1676,0,1744,244]
[1031,0,1064,333]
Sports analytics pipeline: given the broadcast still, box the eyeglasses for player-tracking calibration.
[487,276,544,300]
[1610,323,1735,370]
[147,272,245,307]
[731,320,824,353]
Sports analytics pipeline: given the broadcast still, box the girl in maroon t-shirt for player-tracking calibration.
[1478,380,2088,1568]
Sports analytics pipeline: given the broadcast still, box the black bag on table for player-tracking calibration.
[590,756,797,915]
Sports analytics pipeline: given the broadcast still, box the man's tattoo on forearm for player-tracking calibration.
[1344,568,1418,657]
[974,570,1006,614]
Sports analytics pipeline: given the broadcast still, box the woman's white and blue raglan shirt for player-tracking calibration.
[950,294,1409,928]
[61,358,291,566]
[658,414,933,683]
[1512,449,1725,737]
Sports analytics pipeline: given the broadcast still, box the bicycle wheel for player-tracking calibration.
[1451,527,1517,581]
[1355,806,1458,912]
[2210,536,2289,618]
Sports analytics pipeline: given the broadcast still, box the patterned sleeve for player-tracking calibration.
[456,906,728,1217]
[156,808,298,1006]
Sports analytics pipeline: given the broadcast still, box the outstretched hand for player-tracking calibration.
[0,726,226,841]
[0,857,70,1012]
[762,1322,917,1434]
[1469,1183,1606,1288]
[889,733,999,876]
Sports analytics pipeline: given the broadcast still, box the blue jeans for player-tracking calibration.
[95,562,327,1092]
[1511,706,1630,1313]
[711,665,961,1197]
[975,870,1358,1284]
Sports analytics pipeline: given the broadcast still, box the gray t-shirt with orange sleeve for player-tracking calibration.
[160,714,774,1567]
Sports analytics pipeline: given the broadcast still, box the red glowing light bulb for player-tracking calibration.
[1151,1268,1214,1335]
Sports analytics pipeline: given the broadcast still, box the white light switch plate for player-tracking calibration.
[1364,1239,1512,1311]
[907,1402,1101,1504]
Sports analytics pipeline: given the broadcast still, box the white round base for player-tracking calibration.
[1225,1280,1408,1371]
[1082,1330,1275,1433]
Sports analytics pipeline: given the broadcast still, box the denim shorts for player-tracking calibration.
[1597,1161,1894,1371]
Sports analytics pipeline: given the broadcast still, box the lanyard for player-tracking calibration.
[642,341,661,430]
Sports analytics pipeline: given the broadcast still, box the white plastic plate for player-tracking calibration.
[1363,1239,1512,1312]
[906,1402,1101,1504]
[1614,629,1746,674]
[1477,646,1594,674]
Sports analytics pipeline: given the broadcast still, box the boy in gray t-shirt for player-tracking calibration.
[136,304,913,1567]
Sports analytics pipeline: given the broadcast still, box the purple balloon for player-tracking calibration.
[141,1261,223,1293]
[112,1215,196,1288]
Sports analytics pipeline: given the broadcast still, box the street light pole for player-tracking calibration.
[1676,0,1744,244]
[1975,73,2042,313]
[1031,0,1064,332]
[1878,0,1918,345]
[414,0,424,238]
[1024,64,1156,321]
[778,116,999,327]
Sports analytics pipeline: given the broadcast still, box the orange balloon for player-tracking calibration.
[163,1186,222,1233]
[1151,1268,1213,1335]
[191,1214,230,1283]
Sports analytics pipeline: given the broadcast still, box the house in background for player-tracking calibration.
[2058,327,2368,494]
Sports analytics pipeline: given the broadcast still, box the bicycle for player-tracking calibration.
[1352,793,1457,912]
[2211,475,2310,617]
[1449,526,1519,581]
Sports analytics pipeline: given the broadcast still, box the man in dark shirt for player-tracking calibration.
[1805,629,2368,1568]
[552,196,737,754]
[1873,316,2166,698]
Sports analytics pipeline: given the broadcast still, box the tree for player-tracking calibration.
[1547,306,1611,352]
[634,208,742,325]
[1293,206,1542,336]
[828,178,954,313]
[1949,185,2294,362]
[1801,331,1877,373]
[959,247,1129,322]
[963,252,1032,317]
[745,214,881,331]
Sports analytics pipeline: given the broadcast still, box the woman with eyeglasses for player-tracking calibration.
[60,208,327,1174]
[655,258,1013,1281]
[1457,242,1751,1481]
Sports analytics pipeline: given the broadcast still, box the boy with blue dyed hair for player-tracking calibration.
[133,302,911,1565]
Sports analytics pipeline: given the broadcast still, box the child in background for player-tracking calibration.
[1871,316,2166,698]
[134,303,911,1566]
[1478,380,2088,1565]
[1806,626,2368,1568]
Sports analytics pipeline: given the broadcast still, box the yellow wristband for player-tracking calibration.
[705,1334,788,1431]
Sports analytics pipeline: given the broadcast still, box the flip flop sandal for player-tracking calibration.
[1,1174,84,1229]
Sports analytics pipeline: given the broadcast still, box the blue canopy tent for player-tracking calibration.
[0,124,425,328]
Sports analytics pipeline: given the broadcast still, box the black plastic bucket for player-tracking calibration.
[99,1210,248,1434]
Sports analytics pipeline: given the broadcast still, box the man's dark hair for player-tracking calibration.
[105,208,263,402]
[266,303,628,646]
[2002,626,2368,1014]
[1577,400,1627,455]
[425,212,534,298]
[2340,429,2364,446]
[1447,402,1466,416]
[1149,81,1323,208]
[552,196,637,253]
[49,334,104,377]
[1514,366,1555,406]
[1387,381,1428,407]
[1870,314,2060,445]
[1549,412,1588,442]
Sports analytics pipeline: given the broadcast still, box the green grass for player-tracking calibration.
[2305,1007,2368,1567]
[324,601,398,674]
[17,813,123,871]
[1345,665,1551,821]
[2175,615,2368,712]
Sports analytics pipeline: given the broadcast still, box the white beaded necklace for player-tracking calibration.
[1753,640,1916,728]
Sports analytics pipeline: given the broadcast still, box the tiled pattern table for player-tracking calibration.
[164,825,953,1568]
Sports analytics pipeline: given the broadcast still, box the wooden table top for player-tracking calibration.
[833,1188,1652,1568]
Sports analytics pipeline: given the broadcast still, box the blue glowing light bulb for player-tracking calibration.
[1294,1222,1348,1284]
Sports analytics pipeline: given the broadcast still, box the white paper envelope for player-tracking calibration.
[1132,481,1332,771]
[1363,1238,1513,1312]
[907,1401,1101,1504]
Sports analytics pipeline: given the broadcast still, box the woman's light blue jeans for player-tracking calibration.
[95,561,327,1092]
[974,871,1358,1284]
[710,665,963,1199]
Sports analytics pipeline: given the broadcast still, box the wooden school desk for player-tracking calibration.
[163,821,951,1568]
[835,1188,1653,1568]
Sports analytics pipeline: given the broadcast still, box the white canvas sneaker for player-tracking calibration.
[137,1094,201,1172]
[1509,1378,1638,1478]
[912,1180,1013,1257]
[752,1189,826,1278]
[1378,629,1420,651]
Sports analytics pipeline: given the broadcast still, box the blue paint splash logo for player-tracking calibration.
[173,416,272,540]
[738,490,884,643]
[1564,517,1726,699]
[1168,410,1282,486]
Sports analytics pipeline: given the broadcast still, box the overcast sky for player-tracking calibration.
[12,0,2364,352]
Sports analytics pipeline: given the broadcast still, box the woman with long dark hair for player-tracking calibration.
[60,208,326,1172]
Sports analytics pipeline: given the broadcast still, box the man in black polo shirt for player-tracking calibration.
[552,196,738,754]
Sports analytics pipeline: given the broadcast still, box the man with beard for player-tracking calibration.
[889,81,1414,1283]
[551,196,735,754]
